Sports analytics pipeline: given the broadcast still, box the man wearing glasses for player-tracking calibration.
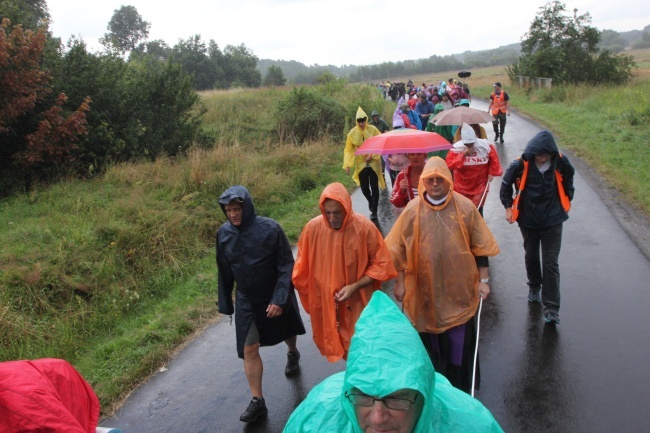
[384,157,500,394]
[283,291,503,432]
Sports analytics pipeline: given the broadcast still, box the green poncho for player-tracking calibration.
[283,292,504,433]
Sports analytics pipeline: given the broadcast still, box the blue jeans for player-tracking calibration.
[520,223,563,312]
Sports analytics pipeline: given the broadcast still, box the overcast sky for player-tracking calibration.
[46,0,649,67]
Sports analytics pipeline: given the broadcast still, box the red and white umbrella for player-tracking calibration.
[354,129,452,155]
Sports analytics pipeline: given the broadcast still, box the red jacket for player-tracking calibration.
[390,165,420,208]
[446,142,503,201]
[0,358,100,433]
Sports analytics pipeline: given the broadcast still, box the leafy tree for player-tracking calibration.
[508,1,635,85]
[100,5,150,54]
[0,19,90,193]
[222,44,261,88]
[263,65,286,86]
[172,35,222,90]
[599,30,627,53]
[53,38,203,169]
[0,0,49,30]
[632,31,650,49]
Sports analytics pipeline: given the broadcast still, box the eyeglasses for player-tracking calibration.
[424,177,446,185]
[345,391,418,411]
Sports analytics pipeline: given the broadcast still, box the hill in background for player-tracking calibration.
[258,25,650,84]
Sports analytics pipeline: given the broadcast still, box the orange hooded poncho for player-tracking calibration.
[292,182,397,361]
[384,157,500,333]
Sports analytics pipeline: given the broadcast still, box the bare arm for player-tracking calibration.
[335,275,375,302]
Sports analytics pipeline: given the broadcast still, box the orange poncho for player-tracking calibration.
[293,183,397,362]
[385,157,500,333]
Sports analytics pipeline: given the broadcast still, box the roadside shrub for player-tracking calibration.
[275,87,346,143]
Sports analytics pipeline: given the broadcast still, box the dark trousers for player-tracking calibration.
[492,111,507,138]
[520,223,563,312]
[358,167,379,213]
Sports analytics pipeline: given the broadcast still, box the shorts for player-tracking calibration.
[244,320,260,346]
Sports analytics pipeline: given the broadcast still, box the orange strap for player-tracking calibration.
[512,157,570,221]
[511,160,529,221]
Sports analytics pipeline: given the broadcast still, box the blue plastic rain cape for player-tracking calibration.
[283,291,504,432]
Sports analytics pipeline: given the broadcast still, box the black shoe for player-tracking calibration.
[240,398,267,423]
[494,133,499,141]
[285,350,300,376]
[544,310,560,325]
[500,136,505,144]
[370,211,378,221]
[528,288,541,303]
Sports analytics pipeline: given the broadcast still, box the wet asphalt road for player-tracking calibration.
[103,101,650,432]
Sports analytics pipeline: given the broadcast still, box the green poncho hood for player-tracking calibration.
[283,292,504,432]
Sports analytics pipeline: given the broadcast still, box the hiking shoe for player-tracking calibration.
[240,398,267,423]
[544,311,560,325]
[528,288,541,303]
[285,350,300,377]
[370,211,378,221]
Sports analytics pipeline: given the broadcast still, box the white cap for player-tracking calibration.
[461,123,477,144]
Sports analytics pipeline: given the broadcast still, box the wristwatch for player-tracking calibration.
[480,278,490,284]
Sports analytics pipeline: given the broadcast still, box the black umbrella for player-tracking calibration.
[458,71,471,78]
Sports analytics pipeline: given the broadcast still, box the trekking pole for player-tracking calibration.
[477,180,490,210]
[471,294,483,398]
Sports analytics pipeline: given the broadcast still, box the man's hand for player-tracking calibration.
[335,284,357,302]
[505,207,516,224]
[266,304,283,318]
[345,167,351,175]
[399,178,409,191]
[364,155,373,163]
[478,282,490,300]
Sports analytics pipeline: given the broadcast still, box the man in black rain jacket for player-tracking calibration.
[500,131,575,325]
[217,185,306,422]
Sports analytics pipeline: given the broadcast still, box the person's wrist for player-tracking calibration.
[480,278,490,284]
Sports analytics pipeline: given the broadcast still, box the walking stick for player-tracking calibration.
[477,179,490,210]
[471,294,483,398]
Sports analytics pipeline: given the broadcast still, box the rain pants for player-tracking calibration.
[0,358,99,433]
[283,291,504,432]
[343,107,386,190]
[292,183,397,362]
[217,186,305,359]
[384,157,500,334]
[446,138,503,208]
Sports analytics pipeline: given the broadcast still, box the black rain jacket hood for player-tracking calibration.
[216,186,305,358]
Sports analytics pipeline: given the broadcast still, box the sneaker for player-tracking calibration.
[240,398,267,423]
[528,288,541,303]
[285,350,300,376]
[544,311,560,325]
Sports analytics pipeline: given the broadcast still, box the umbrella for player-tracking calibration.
[354,129,452,155]
[458,71,472,78]
[430,106,495,126]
